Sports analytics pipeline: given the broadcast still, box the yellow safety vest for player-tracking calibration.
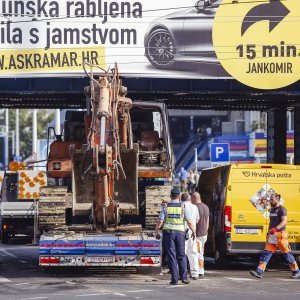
[163,202,185,232]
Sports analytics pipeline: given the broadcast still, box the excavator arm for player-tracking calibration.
[80,63,138,230]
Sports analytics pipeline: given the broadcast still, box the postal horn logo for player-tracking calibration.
[242,171,250,177]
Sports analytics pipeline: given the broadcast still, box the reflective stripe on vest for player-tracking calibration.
[163,202,185,232]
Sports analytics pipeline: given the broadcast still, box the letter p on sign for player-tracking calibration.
[210,143,230,167]
[216,147,224,159]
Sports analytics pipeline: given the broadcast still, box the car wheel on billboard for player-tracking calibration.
[145,28,175,69]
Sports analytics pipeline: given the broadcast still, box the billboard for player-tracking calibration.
[254,131,294,155]
[212,135,250,159]
[0,0,299,89]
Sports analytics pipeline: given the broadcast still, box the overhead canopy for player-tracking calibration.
[0,77,299,110]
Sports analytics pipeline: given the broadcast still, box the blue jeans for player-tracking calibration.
[164,230,188,283]
[256,250,299,275]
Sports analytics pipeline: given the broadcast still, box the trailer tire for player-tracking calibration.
[1,231,9,244]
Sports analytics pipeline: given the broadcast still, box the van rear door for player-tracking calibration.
[230,166,270,253]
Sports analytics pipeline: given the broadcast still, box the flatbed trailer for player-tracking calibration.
[39,231,161,267]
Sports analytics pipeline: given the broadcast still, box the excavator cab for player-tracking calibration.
[130,102,174,178]
[47,111,86,181]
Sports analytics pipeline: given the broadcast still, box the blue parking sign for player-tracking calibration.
[210,143,230,166]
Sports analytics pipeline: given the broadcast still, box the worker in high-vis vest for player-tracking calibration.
[155,186,196,285]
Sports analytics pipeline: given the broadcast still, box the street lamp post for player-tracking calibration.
[55,109,61,135]
[32,109,37,167]
[11,130,15,156]
[5,109,9,166]
[194,147,198,172]
[16,109,20,157]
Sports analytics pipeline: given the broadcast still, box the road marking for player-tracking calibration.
[21,297,48,300]
[1,246,37,250]
[197,293,209,295]
[113,293,127,296]
[278,279,300,282]
[205,270,223,274]
[167,285,188,288]
[127,289,153,293]
[0,249,17,258]
[0,277,11,283]
[76,294,110,297]
[18,260,27,264]
[190,293,209,295]
[12,283,30,286]
[224,277,256,281]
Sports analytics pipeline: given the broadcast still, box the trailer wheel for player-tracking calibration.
[1,231,9,244]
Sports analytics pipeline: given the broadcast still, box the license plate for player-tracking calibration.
[235,228,259,234]
[86,256,114,263]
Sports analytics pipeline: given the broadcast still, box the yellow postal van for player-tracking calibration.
[197,164,300,267]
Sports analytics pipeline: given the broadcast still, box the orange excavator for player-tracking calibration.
[43,63,139,231]
[38,63,174,268]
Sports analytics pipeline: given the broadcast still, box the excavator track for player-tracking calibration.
[38,186,70,231]
[145,185,172,229]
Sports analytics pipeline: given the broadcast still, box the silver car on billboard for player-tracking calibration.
[144,0,220,69]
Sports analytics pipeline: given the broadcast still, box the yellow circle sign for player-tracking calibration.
[213,0,300,89]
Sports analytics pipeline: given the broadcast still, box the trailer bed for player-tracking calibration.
[39,231,161,267]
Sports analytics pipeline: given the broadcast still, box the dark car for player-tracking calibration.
[144,0,220,69]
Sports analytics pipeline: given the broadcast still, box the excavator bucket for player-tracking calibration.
[71,149,95,217]
[115,144,139,215]
[71,145,138,222]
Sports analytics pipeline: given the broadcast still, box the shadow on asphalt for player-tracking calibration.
[1,238,297,278]
[1,236,34,245]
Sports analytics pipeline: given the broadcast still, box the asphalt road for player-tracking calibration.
[0,237,300,300]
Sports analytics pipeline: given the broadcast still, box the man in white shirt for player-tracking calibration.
[181,192,200,280]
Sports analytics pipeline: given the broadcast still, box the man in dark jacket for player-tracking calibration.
[155,186,196,285]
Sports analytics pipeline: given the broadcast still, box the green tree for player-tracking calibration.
[9,109,55,159]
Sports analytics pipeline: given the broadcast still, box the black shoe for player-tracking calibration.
[250,270,263,279]
[181,280,190,284]
[170,281,178,285]
[191,277,198,280]
[198,274,204,279]
[290,272,300,279]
